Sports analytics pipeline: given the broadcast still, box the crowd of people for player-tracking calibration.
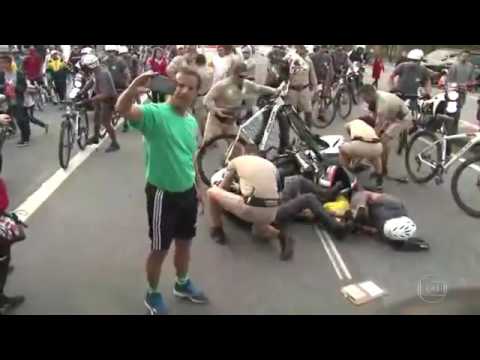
[0,44,479,315]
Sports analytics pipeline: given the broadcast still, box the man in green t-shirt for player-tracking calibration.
[116,67,208,315]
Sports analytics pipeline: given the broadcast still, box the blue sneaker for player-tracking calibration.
[173,279,208,304]
[144,291,168,315]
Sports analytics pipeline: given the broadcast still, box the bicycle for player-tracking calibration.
[331,70,353,121]
[311,82,336,129]
[196,81,343,186]
[58,100,90,169]
[405,126,480,218]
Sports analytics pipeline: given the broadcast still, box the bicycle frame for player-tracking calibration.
[417,132,480,172]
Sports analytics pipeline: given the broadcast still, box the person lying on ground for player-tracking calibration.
[349,189,430,251]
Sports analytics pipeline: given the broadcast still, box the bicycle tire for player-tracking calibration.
[59,120,73,170]
[405,130,441,184]
[196,134,249,186]
[336,86,352,120]
[451,153,480,218]
[312,95,336,129]
[77,111,89,150]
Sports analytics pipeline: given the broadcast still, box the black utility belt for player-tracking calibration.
[290,84,309,91]
[244,195,280,208]
[351,136,381,144]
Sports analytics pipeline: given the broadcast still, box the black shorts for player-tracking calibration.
[145,183,198,251]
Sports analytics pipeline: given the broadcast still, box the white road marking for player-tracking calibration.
[14,121,124,223]
[322,229,352,280]
[13,95,149,223]
[314,226,344,280]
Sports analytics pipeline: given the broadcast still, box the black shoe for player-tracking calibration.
[210,227,227,245]
[122,125,129,133]
[105,142,120,153]
[0,295,25,315]
[279,232,294,261]
[16,141,30,148]
[86,137,99,145]
[331,221,354,240]
[391,238,430,252]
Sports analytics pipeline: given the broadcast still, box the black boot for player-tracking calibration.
[0,294,25,315]
[278,231,294,261]
[210,226,227,245]
[105,141,120,153]
[86,136,99,146]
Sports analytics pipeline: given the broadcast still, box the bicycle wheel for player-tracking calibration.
[405,130,441,184]
[451,154,480,218]
[336,86,352,120]
[59,120,73,169]
[196,134,249,186]
[77,112,89,150]
[312,95,336,129]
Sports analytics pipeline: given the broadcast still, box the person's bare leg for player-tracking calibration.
[174,239,191,279]
[146,250,168,290]
[206,189,226,243]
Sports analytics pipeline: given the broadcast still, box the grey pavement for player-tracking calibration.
[2,49,480,314]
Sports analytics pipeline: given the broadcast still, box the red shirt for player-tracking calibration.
[148,57,168,76]
[0,178,10,213]
[372,57,384,80]
[23,51,43,80]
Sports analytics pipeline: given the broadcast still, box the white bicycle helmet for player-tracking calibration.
[81,47,94,55]
[80,54,100,70]
[105,45,119,53]
[383,216,417,241]
[407,49,424,61]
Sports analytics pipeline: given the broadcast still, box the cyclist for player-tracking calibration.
[349,45,366,64]
[340,118,383,191]
[67,46,83,73]
[46,50,68,103]
[284,45,317,129]
[358,85,412,180]
[350,189,430,251]
[203,62,281,144]
[103,45,131,98]
[0,54,31,147]
[389,49,433,100]
[0,176,25,314]
[22,47,44,87]
[76,54,120,152]
[331,46,353,80]
[447,50,477,133]
[275,170,355,241]
[310,45,334,95]
[207,154,289,258]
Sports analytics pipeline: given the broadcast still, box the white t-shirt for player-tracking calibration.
[212,55,232,84]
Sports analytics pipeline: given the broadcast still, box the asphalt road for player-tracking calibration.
[3,50,480,314]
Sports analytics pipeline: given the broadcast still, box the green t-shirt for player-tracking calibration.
[130,102,198,193]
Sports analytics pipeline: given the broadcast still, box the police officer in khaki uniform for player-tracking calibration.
[166,45,198,79]
[203,62,280,144]
[192,54,213,136]
[285,45,317,128]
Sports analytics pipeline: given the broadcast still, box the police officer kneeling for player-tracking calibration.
[207,154,294,260]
